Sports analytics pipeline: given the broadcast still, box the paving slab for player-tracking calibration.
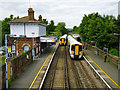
[9,45,55,89]
[84,49,120,88]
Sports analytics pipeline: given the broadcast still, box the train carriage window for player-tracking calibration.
[24,45,29,51]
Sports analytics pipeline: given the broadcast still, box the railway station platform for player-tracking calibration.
[84,49,120,89]
[9,43,58,89]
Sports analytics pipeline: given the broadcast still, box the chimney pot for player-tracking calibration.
[38,15,42,22]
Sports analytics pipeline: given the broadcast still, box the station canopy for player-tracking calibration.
[72,34,80,38]
[40,36,57,43]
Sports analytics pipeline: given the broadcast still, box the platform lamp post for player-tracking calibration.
[114,33,120,70]
[32,32,35,62]
[5,34,16,89]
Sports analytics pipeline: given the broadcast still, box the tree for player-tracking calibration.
[72,12,118,52]
[2,14,19,45]
[42,19,48,24]
[46,20,55,35]
[54,22,68,38]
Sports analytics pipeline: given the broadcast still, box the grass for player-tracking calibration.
[9,55,17,60]
[15,74,18,79]
[106,59,114,65]
[8,76,14,87]
[0,51,27,64]
[1,56,6,64]
[21,68,25,72]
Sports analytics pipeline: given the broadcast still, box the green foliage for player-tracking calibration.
[46,20,55,35]
[1,56,6,64]
[19,51,26,55]
[42,19,48,24]
[72,12,118,56]
[8,76,14,87]
[22,68,25,72]
[2,14,19,46]
[9,55,17,60]
[54,22,68,38]
[108,49,118,56]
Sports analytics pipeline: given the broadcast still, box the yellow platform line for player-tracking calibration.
[28,45,57,90]
[84,52,120,88]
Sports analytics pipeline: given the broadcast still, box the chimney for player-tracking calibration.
[28,8,34,20]
[38,15,42,22]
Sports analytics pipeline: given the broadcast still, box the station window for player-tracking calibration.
[24,45,29,51]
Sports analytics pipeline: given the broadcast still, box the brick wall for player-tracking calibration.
[7,37,40,56]
[2,49,33,89]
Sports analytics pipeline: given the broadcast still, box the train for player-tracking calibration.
[68,35,83,59]
[59,34,67,46]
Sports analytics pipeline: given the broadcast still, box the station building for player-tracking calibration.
[7,8,53,56]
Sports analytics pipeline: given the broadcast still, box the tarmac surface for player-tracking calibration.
[9,45,55,89]
[84,49,120,88]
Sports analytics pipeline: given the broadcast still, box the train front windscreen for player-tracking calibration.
[71,44,82,55]
[60,38,65,44]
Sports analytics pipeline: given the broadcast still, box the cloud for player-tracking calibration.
[0,0,119,28]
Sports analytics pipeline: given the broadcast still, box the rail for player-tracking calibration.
[83,56,112,90]
[39,44,59,90]
[50,50,59,89]
[64,46,70,89]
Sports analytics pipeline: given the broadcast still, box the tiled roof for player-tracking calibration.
[8,16,41,23]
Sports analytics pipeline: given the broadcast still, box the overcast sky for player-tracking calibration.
[0,0,119,28]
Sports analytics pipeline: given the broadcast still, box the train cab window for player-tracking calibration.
[71,45,75,51]
[60,38,65,41]
[79,46,82,51]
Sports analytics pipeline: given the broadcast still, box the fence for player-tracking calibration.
[2,49,33,89]
[87,44,118,67]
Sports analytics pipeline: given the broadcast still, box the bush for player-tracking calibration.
[2,56,6,64]
[19,51,26,55]
[9,55,17,60]
[108,49,118,56]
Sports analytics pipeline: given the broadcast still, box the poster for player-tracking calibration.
[7,64,11,80]
[8,53,12,58]
[8,46,11,53]
[12,45,15,53]
[19,49,22,53]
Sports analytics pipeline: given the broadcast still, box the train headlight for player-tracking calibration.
[71,51,74,54]
[79,51,83,54]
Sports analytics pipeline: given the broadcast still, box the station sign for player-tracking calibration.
[8,46,11,53]
[91,41,95,43]
[8,53,12,58]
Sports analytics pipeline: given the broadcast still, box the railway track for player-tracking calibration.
[41,46,69,89]
[39,45,111,89]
